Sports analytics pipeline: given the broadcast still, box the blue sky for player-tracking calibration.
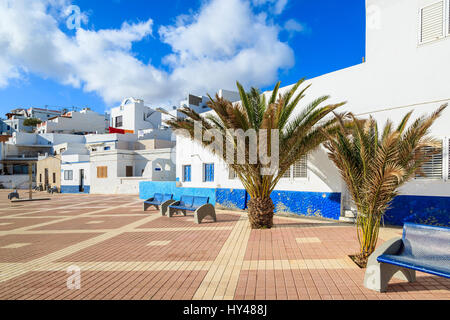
[0,0,365,116]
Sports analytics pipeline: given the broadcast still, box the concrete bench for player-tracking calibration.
[168,196,217,224]
[364,223,450,292]
[144,193,175,216]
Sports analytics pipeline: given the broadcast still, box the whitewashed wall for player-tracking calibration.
[176,0,450,199]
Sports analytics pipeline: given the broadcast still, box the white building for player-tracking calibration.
[60,145,91,194]
[2,107,62,135]
[58,132,176,195]
[36,108,108,134]
[161,90,242,124]
[156,0,450,227]
[110,98,162,134]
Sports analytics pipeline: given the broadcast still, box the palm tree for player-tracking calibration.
[322,104,447,266]
[162,79,346,229]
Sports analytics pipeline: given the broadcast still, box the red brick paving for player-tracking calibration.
[0,218,56,231]
[31,216,148,231]
[0,191,448,300]
[0,233,100,263]
[58,230,232,262]
[245,226,360,261]
[137,214,240,229]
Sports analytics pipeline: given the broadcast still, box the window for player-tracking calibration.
[281,167,291,179]
[448,139,450,180]
[104,146,111,151]
[40,174,42,183]
[52,173,56,184]
[293,155,308,179]
[115,116,123,128]
[420,1,445,43]
[204,163,215,182]
[228,167,237,180]
[183,165,192,182]
[97,166,108,179]
[64,170,73,181]
[281,155,308,179]
[415,142,443,180]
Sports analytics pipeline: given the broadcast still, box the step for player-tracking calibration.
[344,210,357,218]
[339,216,356,223]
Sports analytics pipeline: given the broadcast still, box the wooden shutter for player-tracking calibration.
[420,1,445,43]
[97,166,107,178]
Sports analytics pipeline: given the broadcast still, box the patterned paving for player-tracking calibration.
[0,189,448,300]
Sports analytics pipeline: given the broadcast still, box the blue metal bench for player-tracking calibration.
[364,223,450,292]
[144,193,175,216]
[8,191,20,201]
[168,195,217,224]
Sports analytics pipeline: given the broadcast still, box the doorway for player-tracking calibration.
[126,166,133,177]
[79,169,85,193]
[44,168,49,190]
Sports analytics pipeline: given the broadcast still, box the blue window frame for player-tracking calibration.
[183,165,192,182]
[204,163,214,182]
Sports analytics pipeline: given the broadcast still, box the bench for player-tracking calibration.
[8,191,20,201]
[168,195,217,224]
[364,223,450,292]
[144,193,175,216]
[47,186,59,194]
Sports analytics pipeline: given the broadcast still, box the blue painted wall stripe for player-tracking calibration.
[139,182,450,227]
[61,185,91,194]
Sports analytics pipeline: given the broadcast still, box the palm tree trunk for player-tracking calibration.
[247,197,275,229]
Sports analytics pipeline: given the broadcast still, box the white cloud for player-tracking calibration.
[252,0,289,15]
[284,19,310,37]
[0,0,296,107]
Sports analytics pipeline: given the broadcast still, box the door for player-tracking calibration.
[44,169,49,190]
[79,169,85,193]
[126,166,133,177]
[341,183,357,218]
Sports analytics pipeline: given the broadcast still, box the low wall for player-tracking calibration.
[139,181,216,204]
[0,175,32,189]
[385,195,450,227]
[60,185,90,194]
[139,182,450,227]
[139,182,341,220]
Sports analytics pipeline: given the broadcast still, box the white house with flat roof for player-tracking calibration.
[110,98,162,134]
[1,107,62,135]
[58,131,176,195]
[36,108,108,134]
[161,89,242,124]
[160,0,450,227]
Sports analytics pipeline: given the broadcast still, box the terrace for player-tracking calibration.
[0,190,448,300]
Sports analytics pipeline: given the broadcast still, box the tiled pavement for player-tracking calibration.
[0,190,448,300]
